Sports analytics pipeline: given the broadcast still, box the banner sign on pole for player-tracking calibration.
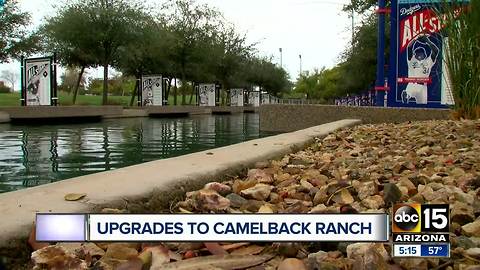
[198,84,216,107]
[261,92,270,105]
[22,57,55,106]
[141,75,163,106]
[388,0,459,108]
[248,88,260,107]
[230,89,244,107]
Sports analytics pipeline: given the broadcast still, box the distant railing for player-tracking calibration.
[276,99,324,105]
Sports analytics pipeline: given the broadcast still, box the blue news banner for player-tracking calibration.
[393,244,450,257]
[35,213,389,242]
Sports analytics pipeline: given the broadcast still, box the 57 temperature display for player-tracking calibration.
[421,244,449,257]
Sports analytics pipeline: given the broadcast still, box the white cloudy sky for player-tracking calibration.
[1,0,356,88]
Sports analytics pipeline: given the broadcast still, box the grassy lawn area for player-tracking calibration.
[0,93,20,106]
[0,92,198,107]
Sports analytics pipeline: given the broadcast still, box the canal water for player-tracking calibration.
[0,114,271,193]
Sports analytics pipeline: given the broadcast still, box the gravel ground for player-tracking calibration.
[27,120,480,270]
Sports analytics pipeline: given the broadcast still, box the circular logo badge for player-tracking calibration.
[394,205,419,231]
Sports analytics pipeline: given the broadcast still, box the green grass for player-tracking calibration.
[0,92,20,106]
[0,92,198,107]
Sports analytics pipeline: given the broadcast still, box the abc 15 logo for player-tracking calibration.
[392,204,450,233]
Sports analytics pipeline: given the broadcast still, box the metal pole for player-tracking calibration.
[279,48,283,68]
[53,53,58,106]
[20,56,25,106]
[299,54,302,76]
[351,9,355,47]
[375,0,387,106]
[137,77,141,106]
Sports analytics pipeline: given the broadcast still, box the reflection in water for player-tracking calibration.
[0,114,270,193]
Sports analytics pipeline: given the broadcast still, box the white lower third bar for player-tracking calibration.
[87,214,389,242]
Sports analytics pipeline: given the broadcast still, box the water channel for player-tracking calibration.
[0,113,273,193]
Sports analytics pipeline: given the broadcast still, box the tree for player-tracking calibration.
[41,3,98,104]
[163,0,221,105]
[208,23,255,104]
[115,19,176,106]
[59,67,86,94]
[43,0,151,105]
[0,0,39,63]
[338,14,385,94]
[0,70,18,91]
[243,56,291,96]
[344,0,378,13]
[295,69,322,99]
[296,12,386,100]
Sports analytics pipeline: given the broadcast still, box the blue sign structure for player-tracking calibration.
[383,0,462,108]
[0,0,5,12]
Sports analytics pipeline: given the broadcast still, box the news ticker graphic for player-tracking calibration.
[392,203,450,258]
[393,244,450,258]
[36,213,389,242]
[392,204,449,233]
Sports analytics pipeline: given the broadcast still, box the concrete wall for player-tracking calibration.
[0,106,123,119]
[145,106,257,115]
[260,104,452,132]
[145,106,210,116]
[0,112,9,123]
[0,106,259,123]
[0,119,359,246]
[103,109,148,119]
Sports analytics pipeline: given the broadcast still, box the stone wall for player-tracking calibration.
[260,104,452,132]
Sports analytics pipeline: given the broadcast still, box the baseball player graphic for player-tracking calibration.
[142,79,154,106]
[199,86,208,106]
[27,79,41,105]
[402,35,439,104]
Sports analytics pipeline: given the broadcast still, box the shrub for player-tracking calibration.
[443,1,480,119]
[106,99,124,106]
[0,85,11,93]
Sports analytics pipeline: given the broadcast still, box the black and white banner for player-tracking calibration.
[199,84,216,107]
[141,75,163,106]
[249,91,260,107]
[261,92,270,105]
[230,89,244,107]
[24,58,52,106]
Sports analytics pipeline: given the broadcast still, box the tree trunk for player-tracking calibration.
[181,79,186,105]
[181,68,186,105]
[221,80,228,106]
[102,64,109,105]
[188,84,194,104]
[181,91,186,105]
[72,66,86,105]
[165,78,172,105]
[129,78,139,107]
[173,78,177,105]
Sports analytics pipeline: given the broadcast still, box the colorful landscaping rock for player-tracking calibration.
[240,183,274,201]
